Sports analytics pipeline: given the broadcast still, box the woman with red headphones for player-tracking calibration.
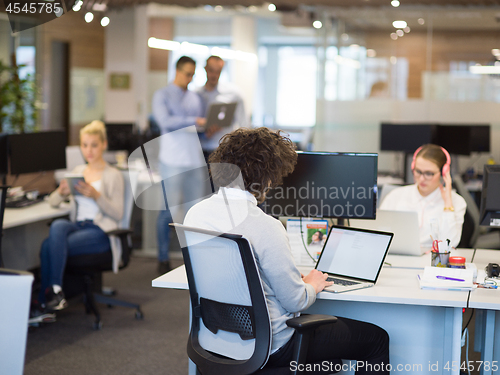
[380,144,467,249]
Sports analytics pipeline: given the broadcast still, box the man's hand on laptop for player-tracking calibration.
[303,269,334,294]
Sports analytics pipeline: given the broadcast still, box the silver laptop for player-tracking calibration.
[350,210,423,256]
[205,102,237,131]
[315,226,393,293]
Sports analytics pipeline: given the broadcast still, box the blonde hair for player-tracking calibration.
[80,120,107,143]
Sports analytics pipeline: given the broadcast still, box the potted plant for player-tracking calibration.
[0,59,38,133]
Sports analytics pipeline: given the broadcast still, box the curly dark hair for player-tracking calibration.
[208,127,297,203]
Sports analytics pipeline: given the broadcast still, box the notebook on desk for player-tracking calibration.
[315,225,393,293]
[350,210,423,256]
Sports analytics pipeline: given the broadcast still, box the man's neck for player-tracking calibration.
[173,80,187,91]
[205,82,217,92]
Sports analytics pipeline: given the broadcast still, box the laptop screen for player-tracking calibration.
[316,226,393,282]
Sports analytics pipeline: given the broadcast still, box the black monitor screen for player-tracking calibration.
[479,164,500,227]
[470,125,490,153]
[106,123,135,152]
[9,131,67,175]
[0,133,8,177]
[380,124,436,153]
[435,125,472,155]
[261,152,378,219]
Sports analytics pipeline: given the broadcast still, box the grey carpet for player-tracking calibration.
[24,257,190,375]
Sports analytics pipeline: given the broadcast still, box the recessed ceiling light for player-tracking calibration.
[390,33,398,40]
[85,12,94,23]
[404,26,411,33]
[390,56,397,64]
[214,5,223,12]
[313,20,323,29]
[492,49,500,56]
[396,29,404,37]
[101,16,110,27]
[367,49,376,57]
[418,18,425,25]
[392,20,407,28]
[391,0,400,7]
[268,3,276,12]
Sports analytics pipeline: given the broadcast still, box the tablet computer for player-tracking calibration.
[65,174,85,196]
[205,102,237,131]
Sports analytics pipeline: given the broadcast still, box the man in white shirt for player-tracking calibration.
[196,55,248,155]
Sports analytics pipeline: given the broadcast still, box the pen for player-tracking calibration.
[436,275,465,282]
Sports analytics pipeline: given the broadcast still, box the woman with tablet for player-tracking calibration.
[380,144,466,249]
[37,120,124,312]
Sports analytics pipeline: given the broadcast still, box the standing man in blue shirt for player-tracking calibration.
[152,56,208,274]
[196,55,248,157]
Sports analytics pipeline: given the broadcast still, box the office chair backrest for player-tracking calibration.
[66,146,86,171]
[0,186,8,267]
[453,175,480,248]
[121,170,138,230]
[172,224,272,375]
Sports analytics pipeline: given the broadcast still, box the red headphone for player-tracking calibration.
[411,146,451,176]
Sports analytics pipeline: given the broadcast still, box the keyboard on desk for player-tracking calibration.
[5,197,44,208]
[326,277,360,286]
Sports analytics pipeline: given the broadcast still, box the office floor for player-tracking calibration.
[24,256,190,375]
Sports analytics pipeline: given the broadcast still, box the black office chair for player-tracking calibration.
[172,223,341,375]
[453,175,480,249]
[0,185,9,268]
[64,171,143,329]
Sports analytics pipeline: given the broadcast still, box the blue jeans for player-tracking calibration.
[39,219,110,303]
[157,162,208,262]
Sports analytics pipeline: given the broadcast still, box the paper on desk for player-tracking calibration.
[287,219,328,267]
[418,266,475,291]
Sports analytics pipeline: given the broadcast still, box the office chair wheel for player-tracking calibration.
[93,320,103,330]
[135,310,144,320]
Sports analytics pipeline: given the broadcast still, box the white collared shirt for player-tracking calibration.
[380,184,467,248]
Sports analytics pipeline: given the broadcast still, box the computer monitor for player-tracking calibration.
[261,151,378,219]
[435,125,472,155]
[470,125,490,153]
[479,164,500,227]
[8,130,67,175]
[380,123,437,153]
[0,133,8,179]
[105,123,135,153]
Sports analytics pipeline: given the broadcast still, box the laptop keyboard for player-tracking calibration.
[326,277,360,286]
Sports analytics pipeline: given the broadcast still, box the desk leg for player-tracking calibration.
[480,309,496,375]
[443,307,463,375]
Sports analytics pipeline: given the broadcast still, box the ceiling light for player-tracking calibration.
[396,29,404,37]
[180,41,210,54]
[148,37,181,51]
[313,20,323,29]
[492,49,500,56]
[390,33,398,40]
[247,6,257,12]
[469,64,500,74]
[85,12,94,23]
[418,18,425,25]
[101,16,110,27]
[268,3,276,12]
[367,49,376,57]
[72,0,82,11]
[341,33,349,41]
[404,26,411,33]
[214,5,223,12]
[203,5,213,11]
[391,0,400,7]
[392,20,407,29]
[390,56,397,64]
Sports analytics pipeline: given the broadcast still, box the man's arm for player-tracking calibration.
[152,89,200,133]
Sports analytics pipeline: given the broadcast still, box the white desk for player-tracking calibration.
[2,201,71,270]
[153,262,468,375]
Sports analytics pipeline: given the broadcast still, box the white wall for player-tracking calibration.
[314,99,500,174]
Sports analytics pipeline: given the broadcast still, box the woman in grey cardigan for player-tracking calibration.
[38,120,124,312]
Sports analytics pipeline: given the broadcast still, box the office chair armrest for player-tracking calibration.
[106,229,133,238]
[286,314,337,331]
